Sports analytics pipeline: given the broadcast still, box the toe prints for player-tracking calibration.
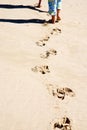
[31,65,50,74]
[47,84,75,100]
[40,49,57,59]
[51,28,61,35]
[52,117,72,130]
[63,87,75,97]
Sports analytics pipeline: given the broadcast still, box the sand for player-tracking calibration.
[0,0,87,130]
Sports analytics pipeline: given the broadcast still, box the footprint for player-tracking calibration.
[40,51,50,58]
[46,84,65,100]
[56,87,75,100]
[53,117,72,130]
[46,84,75,100]
[43,36,50,41]
[40,49,57,59]
[31,65,50,74]
[36,40,46,47]
[51,27,61,35]
[36,36,50,47]
[53,87,75,100]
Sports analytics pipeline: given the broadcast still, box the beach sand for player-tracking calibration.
[0,0,87,130]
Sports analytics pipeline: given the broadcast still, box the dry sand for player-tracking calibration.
[0,0,87,130]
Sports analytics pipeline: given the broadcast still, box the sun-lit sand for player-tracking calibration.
[0,0,87,130]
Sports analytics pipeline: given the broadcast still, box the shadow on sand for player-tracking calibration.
[0,18,46,24]
[0,4,47,13]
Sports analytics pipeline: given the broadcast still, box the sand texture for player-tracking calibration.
[0,0,87,130]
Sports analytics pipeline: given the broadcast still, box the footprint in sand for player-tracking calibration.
[46,84,75,100]
[36,36,50,47]
[31,65,50,74]
[40,49,57,59]
[51,116,72,130]
[50,27,61,35]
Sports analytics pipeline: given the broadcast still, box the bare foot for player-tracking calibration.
[34,3,41,8]
[46,19,55,24]
[35,5,41,8]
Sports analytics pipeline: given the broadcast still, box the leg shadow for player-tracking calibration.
[0,18,46,24]
[0,4,47,13]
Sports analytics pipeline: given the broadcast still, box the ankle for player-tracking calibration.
[52,15,55,24]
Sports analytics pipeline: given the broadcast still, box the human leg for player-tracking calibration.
[57,9,61,21]
[56,0,62,21]
[48,0,57,23]
[52,15,55,23]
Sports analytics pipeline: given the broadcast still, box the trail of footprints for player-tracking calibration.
[31,27,76,130]
[36,27,61,47]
